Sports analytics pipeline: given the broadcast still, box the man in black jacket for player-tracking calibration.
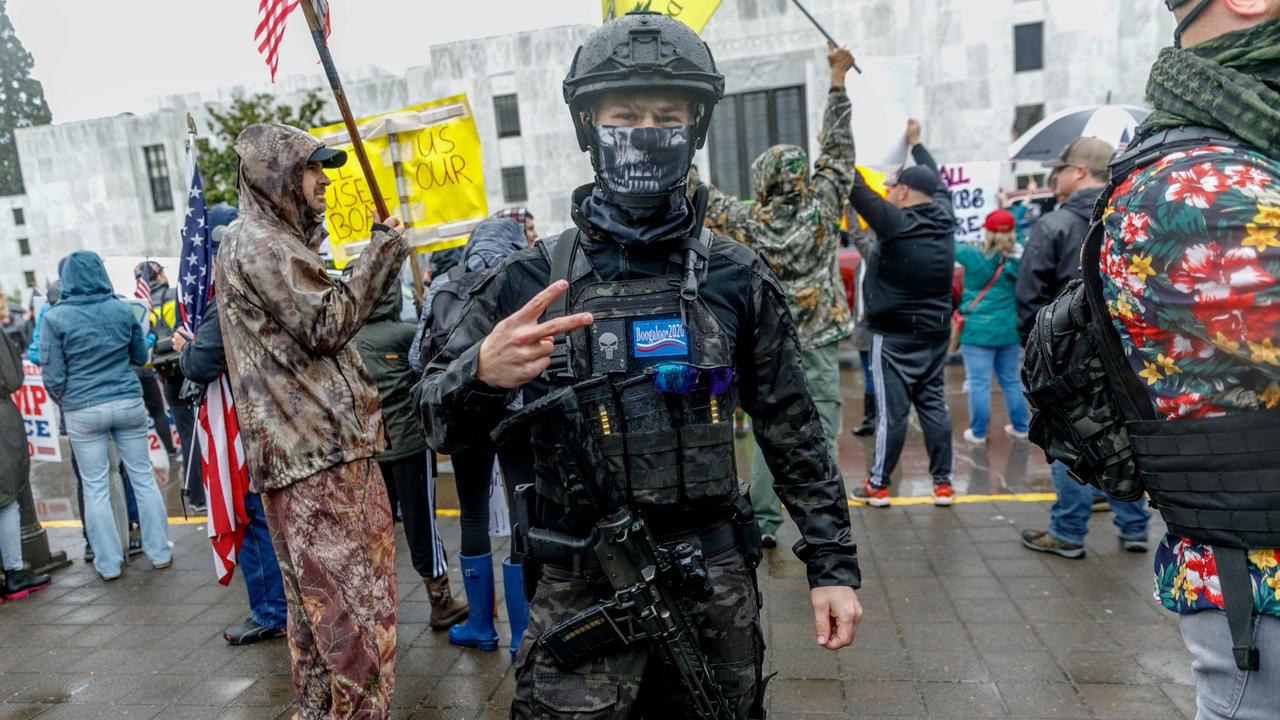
[173,213,289,646]
[1014,137,1114,341]
[848,120,958,508]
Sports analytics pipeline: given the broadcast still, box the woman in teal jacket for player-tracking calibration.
[955,209,1029,445]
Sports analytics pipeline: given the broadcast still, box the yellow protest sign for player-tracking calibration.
[310,94,488,269]
[601,0,722,34]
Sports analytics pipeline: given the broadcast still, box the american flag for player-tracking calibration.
[179,131,251,586]
[256,0,331,82]
[177,141,211,331]
[134,275,152,308]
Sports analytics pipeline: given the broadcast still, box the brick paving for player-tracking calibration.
[0,498,1196,719]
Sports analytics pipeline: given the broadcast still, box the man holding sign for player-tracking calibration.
[416,12,861,718]
[216,123,406,718]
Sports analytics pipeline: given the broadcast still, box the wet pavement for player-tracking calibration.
[2,350,1196,718]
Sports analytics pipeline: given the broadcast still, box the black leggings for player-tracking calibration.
[139,375,176,455]
[451,443,533,559]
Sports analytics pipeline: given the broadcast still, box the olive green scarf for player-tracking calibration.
[1139,17,1280,155]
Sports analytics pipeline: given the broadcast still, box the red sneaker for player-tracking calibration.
[850,479,891,508]
[932,482,955,507]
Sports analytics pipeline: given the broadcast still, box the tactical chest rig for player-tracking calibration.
[532,226,740,513]
[1023,126,1280,672]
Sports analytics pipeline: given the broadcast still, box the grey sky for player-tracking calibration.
[9,1,601,123]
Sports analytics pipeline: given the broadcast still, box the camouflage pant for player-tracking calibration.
[262,459,399,720]
[511,547,763,719]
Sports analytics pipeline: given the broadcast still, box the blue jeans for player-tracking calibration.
[1180,611,1280,719]
[859,350,874,396]
[960,343,1029,438]
[64,397,172,578]
[0,501,22,572]
[1048,461,1150,545]
[240,492,287,629]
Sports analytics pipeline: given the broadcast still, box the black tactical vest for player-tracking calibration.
[533,229,738,512]
[1025,125,1280,671]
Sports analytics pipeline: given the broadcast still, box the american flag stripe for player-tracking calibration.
[255,0,330,82]
[200,375,249,586]
[134,276,152,307]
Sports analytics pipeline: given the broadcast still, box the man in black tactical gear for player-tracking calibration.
[414,12,863,718]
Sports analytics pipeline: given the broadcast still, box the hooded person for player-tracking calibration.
[414,13,862,717]
[41,251,173,581]
[24,280,59,365]
[688,64,856,547]
[353,277,469,638]
[215,122,408,718]
[408,218,532,660]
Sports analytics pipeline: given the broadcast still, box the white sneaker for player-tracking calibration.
[1004,424,1029,440]
[962,429,986,446]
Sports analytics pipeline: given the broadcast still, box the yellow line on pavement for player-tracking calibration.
[41,507,466,529]
[849,492,1056,507]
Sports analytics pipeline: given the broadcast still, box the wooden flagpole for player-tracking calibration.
[298,1,426,302]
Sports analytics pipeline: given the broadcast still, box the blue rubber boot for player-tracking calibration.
[449,554,499,651]
[503,558,529,662]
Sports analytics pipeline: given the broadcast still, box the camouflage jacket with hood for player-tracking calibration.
[216,122,408,493]
[692,89,856,351]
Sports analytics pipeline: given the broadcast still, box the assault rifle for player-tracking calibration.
[494,383,736,720]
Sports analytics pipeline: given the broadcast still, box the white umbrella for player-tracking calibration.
[1008,105,1150,162]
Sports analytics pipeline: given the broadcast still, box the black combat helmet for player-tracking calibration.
[563,11,725,152]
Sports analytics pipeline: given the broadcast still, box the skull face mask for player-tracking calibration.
[593,124,695,196]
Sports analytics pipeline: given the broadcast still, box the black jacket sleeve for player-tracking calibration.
[1015,214,1071,341]
[911,143,954,213]
[848,170,905,241]
[178,301,227,385]
[738,263,861,590]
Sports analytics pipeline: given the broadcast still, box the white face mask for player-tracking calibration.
[593,124,695,196]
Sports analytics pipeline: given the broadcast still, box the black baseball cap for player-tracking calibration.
[307,146,347,169]
[893,165,943,196]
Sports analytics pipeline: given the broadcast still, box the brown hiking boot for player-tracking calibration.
[426,575,469,630]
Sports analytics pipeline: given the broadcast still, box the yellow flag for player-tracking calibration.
[853,166,888,231]
[311,95,489,269]
[602,0,722,34]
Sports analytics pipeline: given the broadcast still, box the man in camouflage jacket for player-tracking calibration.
[216,122,408,719]
[688,68,856,542]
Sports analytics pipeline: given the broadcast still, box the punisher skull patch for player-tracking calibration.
[592,319,628,374]
[631,318,688,359]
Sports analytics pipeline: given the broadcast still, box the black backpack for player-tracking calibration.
[417,264,484,370]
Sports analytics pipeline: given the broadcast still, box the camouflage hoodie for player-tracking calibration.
[216,122,409,492]
[694,89,856,350]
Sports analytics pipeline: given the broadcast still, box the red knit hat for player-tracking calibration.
[984,209,1016,233]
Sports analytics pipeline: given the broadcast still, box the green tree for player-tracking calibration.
[0,0,52,196]
[199,91,328,205]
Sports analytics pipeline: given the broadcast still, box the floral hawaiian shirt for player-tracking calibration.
[1101,143,1280,617]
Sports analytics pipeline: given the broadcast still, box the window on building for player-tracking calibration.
[143,145,174,212]
[502,166,528,203]
[709,85,808,199]
[494,94,522,138]
[11,208,23,226]
[17,238,29,256]
[1014,23,1044,72]
[23,271,36,289]
[1013,103,1045,139]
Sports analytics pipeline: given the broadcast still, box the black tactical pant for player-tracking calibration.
[511,547,763,719]
[869,332,953,487]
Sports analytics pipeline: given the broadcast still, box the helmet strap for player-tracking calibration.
[1172,0,1214,48]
